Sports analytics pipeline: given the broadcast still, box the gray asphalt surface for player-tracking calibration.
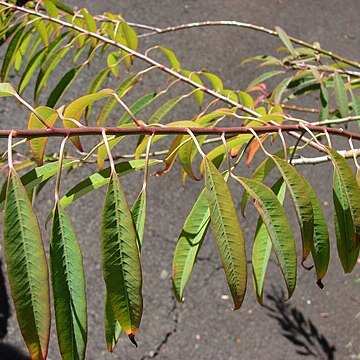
[0,0,360,359]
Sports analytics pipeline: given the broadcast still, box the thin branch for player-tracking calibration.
[291,148,360,165]
[0,124,359,139]
[130,20,360,69]
[0,2,260,118]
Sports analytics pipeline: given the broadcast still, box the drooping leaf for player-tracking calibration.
[28,106,58,165]
[204,160,247,310]
[334,72,349,118]
[333,173,359,273]
[319,84,329,121]
[50,202,87,360]
[102,172,143,338]
[4,169,50,359]
[327,147,360,247]
[302,178,330,285]
[272,156,314,265]
[172,188,210,302]
[238,91,254,109]
[252,178,286,304]
[236,177,297,299]
[201,71,223,92]
[148,96,185,125]
[131,189,147,250]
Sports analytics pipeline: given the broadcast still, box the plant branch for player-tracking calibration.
[130,20,360,69]
[0,124,359,139]
[0,2,260,117]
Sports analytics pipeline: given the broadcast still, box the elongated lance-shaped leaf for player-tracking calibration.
[334,72,349,118]
[104,295,122,353]
[333,174,359,273]
[252,178,286,305]
[327,147,360,247]
[272,156,314,265]
[4,169,50,360]
[104,188,146,352]
[50,202,87,360]
[302,178,330,285]
[204,159,247,310]
[172,188,210,303]
[102,172,143,339]
[275,26,298,57]
[236,177,297,299]
[131,189,147,251]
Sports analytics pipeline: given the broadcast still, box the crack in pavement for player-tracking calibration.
[140,292,179,359]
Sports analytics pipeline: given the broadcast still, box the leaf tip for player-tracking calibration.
[301,259,314,271]
[316,279,324,289]
[128,333,138,347]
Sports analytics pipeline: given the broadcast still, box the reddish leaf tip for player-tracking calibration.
[128,334,138,347]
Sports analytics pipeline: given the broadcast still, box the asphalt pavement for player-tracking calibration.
[0,0,359,359]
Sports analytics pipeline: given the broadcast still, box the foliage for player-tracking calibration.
[0,1,359,359]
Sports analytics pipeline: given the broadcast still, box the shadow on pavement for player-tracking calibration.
[0,258,30,359]
[266,287,336,360]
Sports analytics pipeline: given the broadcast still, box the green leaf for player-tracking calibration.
[28,106,58,165]
[96,74,138,126]
[1,24,27,81]
[204,159,247,310]
[160,46,181,71]
[246,70,284,91]
[238,91,254,109]
[46,65,83,108]
[18,33,68,95]
[236,177,297,299]
[334,72,349,118]
[319,84,330,121]
[272,156,314,265]
[328,148,360,247]
[131,189,147,250]
[172,188,210,302]
[333,173,359,273]
[50,202,87,360]
[117,92,157,125]
[252,178,286,304]
[275,27,298,57]
[59,160,160,210]
[201,71,223,92]
[104,295,122,353]
[4,169,50,359]
[148,96,184,125]
[302,178,329,284]
[102,172,143,338]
